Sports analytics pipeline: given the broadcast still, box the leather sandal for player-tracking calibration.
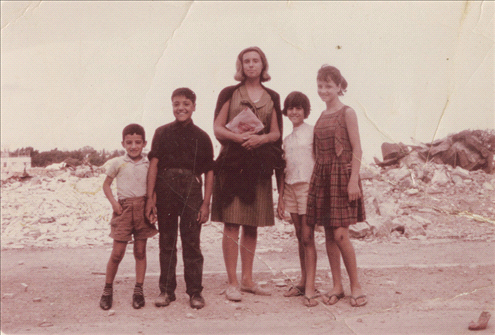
[322,292,345,306]
[303,295,319,307]
[349,294,368,307]
[283,285,305,297]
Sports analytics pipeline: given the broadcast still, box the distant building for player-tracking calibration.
[1,152,32,174]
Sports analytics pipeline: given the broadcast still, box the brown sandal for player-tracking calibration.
[283,285,305,297]
[322,292,345,305]
[350,295,368,307]
[303,295,319,307]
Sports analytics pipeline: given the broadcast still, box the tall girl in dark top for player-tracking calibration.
[211,46,284,302]
[306,65,367,307]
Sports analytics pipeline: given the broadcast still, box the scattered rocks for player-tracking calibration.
[1,139,494,250]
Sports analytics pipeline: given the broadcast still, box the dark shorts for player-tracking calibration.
[109,196,158,242]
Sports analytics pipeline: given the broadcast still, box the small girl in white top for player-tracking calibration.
[277,91,318,307]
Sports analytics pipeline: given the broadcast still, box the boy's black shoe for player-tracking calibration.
[189,293,205,309]
[154,292,176,307]
[132,293,145,309]
[99,294,113,310]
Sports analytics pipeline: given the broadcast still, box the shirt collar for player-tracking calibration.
[171,119,195,129]
[239,85,271,109]
[123,154,148,164]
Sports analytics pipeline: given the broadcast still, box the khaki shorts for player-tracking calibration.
[283,182,310,215]
[109,196,158,242]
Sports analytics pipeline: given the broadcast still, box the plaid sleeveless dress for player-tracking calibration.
[307,106,366,227]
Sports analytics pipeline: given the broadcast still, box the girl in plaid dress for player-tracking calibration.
[307,65,367,307]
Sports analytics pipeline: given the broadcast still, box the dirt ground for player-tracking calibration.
[2,232,494,334]
[2,165,495,334]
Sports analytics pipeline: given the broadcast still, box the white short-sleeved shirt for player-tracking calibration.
[105,154,149,200]
[283,122,315,185]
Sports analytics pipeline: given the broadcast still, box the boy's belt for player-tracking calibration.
[163,168,197,176]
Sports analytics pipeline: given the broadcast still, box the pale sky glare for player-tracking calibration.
[1,1,493,162]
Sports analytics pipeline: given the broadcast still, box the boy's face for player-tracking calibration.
[121,133,146,161]
[172,95,195,123]
[287,106,305,127]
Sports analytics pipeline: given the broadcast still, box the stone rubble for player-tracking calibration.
[1,157,495,251]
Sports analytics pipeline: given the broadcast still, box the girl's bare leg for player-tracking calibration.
[222,223,240,287]
[290,213,306,289]
[333,227,365,305]
[301,215,317,298]
[240,225,258,287]
[323,227,345,304]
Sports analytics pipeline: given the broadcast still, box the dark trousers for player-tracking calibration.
[155,169,204,297]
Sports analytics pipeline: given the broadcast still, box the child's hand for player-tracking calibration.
[347,181,362,202]
[277,198,285,220]
[197,204,210,224]
[112,202,123,215]
[148,207,158,224]
[145,198,156,222]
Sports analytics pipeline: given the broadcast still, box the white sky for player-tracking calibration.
[1,1,493,162]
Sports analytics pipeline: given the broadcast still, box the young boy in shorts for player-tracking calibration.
[276,91,318,307]
[145,87,214,310]
[99,123,158,310]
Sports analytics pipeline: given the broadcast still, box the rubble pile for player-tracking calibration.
[374,129,495,173]
[1,170,114,249]
[1,141,495,250]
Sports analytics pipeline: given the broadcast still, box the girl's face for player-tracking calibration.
[242,51,263,79]
[287,106,305,127]
[317,79,341,103]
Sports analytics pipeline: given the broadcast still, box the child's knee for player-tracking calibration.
[301,230,315,247]
[110,251,125,264]
[332,228,349,244]
[134,249,146,261]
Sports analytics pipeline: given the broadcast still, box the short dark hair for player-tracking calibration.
[171,87,196,104]
[282,91,311,118]
[122,123,145,141]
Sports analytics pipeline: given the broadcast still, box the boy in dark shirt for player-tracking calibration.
[145,88,214,310]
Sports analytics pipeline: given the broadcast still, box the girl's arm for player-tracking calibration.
[214,100,251,144]
[241,108,281,150]
[345,108,363,201]
[103,176,122,215]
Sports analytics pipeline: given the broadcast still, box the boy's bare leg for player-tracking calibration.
[100,240,127,310]
[133,239,147,284]
[222,223,240,287]
[132,239,147,309]
[105,240,128,284]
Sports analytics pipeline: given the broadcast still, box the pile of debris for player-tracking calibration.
[374,129,495,173]
[1,131,494,250]
[1,163,105,185]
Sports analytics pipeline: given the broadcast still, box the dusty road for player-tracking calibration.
[2,235,494,334]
